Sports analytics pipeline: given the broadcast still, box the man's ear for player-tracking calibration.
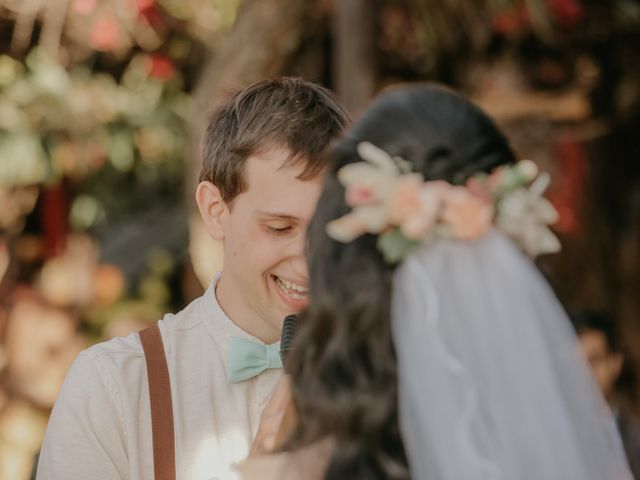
[196,181,228,241]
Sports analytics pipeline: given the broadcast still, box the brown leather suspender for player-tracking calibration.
[139,325,176,480]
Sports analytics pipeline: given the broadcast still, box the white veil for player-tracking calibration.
[391,229,632,480]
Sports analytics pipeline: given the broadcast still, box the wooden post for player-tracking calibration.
[333,0,376,114]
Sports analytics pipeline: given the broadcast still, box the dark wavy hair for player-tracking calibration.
[285,84,517,479]
[200,77,349,203]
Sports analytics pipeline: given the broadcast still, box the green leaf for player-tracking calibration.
[377,229,419,265]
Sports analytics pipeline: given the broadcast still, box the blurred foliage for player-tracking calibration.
[0,49,191,225]
[0,0,240,233]
[2,0,239,60]
[378,0,640,116]
[0,2,240,477]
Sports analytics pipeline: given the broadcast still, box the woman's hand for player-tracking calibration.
[250,375,292,456]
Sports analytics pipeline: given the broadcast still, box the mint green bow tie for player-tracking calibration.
[227,337,283,383]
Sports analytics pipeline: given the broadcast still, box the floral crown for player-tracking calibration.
[326,142,561,264]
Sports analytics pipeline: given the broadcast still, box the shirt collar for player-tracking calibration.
[200,272,270,351]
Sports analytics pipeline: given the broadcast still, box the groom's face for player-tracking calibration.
[219,144,323,339]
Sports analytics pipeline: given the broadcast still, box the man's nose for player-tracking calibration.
[287,233,308,276]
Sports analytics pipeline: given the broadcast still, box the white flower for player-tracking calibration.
[496,173,561,256]
[327,141,562,262]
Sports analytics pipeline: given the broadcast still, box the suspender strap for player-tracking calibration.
[139,325,176,480]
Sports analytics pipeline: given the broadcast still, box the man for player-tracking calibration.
[37,77,349,479]
[573,310,640,479]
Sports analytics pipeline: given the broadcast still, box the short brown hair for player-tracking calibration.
[200,77,349,203]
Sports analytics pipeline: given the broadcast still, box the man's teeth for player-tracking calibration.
[275,277,308,299]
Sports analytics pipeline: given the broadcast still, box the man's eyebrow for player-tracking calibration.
[255,210,301,221]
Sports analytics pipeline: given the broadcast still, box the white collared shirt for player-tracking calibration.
[37,276,282,480]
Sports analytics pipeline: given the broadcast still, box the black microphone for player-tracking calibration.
[279,314,299,367]
[274,314,300,445]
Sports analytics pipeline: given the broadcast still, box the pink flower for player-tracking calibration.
[346,185,376,207]
[73,0,97,15]
[442,187,494,240]
[338,160,393,208]
[390,178,450,240]
[90,15,121,51]
[389,175,423,224]
[466,177,492,200]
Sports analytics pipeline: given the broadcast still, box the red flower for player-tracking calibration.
[134,0,164,28]
[492,5,530,35]
[148,54,175,81]
[547,0,584,27]
[135,0,155,14]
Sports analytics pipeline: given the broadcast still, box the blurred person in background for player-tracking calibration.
[572,310,640,479]
[36,77,349,480]
[238,84,632,480]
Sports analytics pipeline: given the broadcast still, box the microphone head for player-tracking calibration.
[280,314,299,365]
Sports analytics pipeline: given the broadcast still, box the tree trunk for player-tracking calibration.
[333,0,376,113]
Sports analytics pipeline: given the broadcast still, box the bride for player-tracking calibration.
[238,84,633,479]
